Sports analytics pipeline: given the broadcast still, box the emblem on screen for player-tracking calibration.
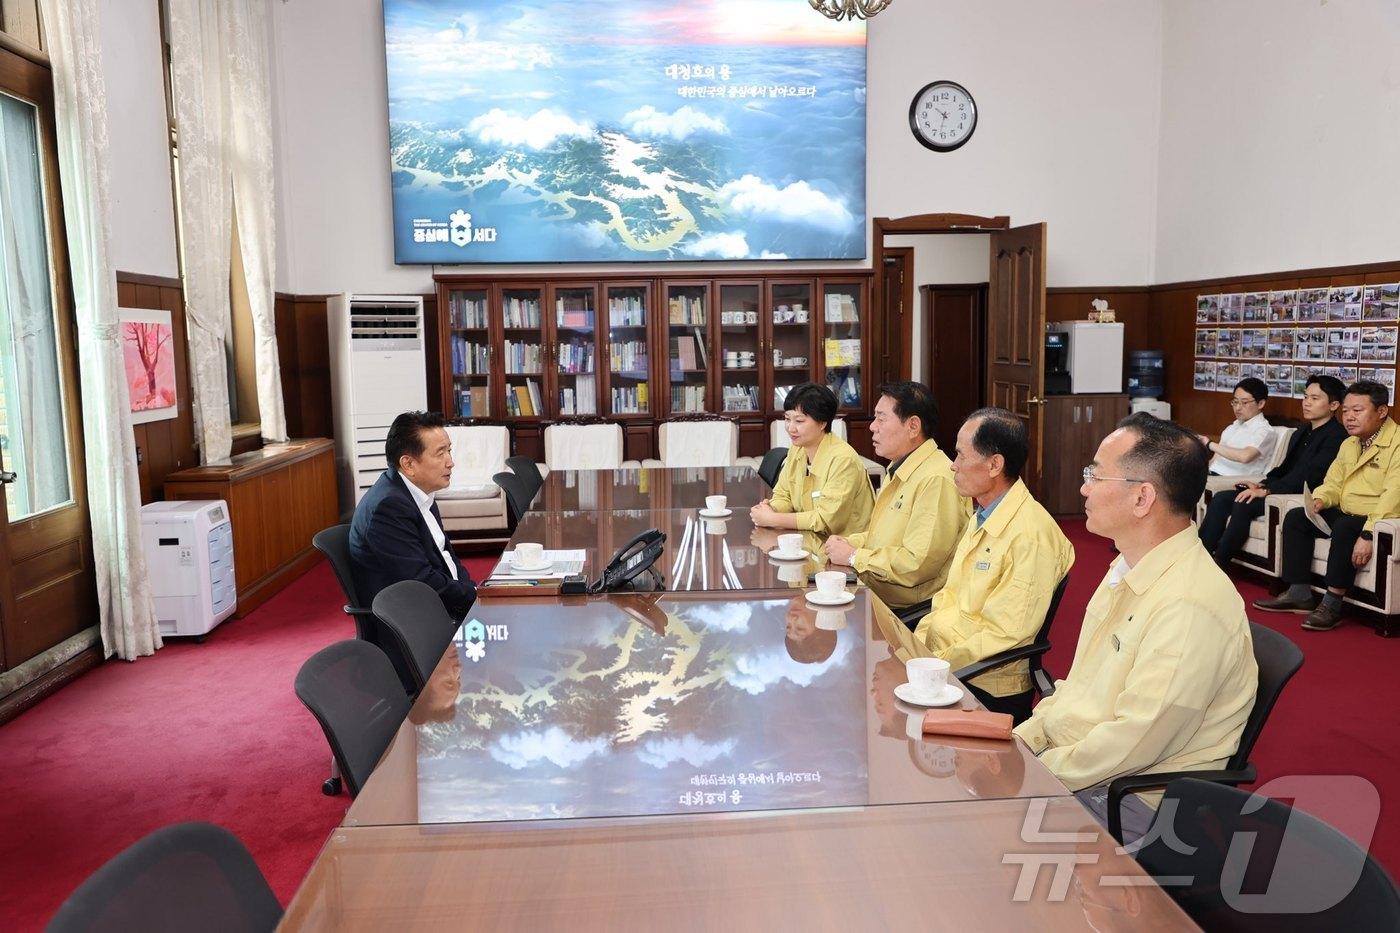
[463,619,487,662]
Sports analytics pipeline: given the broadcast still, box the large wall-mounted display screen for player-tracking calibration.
[384,1,867,264]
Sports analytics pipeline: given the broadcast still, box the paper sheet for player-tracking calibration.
[1301,484,1331,535]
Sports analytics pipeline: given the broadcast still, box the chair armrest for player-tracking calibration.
[954,641,1050,682]
[640,458,665,469]
[343,606,378,643]
[1105,764,1257,843]
[1265,493,1304,512]
[1373,518,1399,539]
[620,459,642,471]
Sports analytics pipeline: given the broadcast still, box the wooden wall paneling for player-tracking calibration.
[274,294,303,436]
[738,419,767,458]
[423,294,441,414]
[294,297,333,439]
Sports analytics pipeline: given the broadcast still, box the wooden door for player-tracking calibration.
[0,51,98,670]
[986,223,1048,493]
[924,284,986,455]
[1040,396,1086,515]
[879,247,912,386]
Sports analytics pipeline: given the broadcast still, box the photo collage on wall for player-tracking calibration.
[1195,283,1398,403]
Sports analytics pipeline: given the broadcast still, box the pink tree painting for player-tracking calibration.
[122,319,177,415]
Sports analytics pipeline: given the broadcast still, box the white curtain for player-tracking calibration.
[40,0,162,660]
[168,0,287,460]
[226,0,286,443]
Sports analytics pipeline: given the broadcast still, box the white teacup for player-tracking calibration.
[514,542,544,566]
[906,657,950,696]
[777,533,804,557]
[814,570,847,597]
[705,495,727,513]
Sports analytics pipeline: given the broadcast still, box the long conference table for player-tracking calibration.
[281,467,1195,931]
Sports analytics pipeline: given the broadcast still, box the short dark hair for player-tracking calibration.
[386,411,446,472]
[1115,411,1208,517]
[1304,374,1347,405]
[784,383,839,431]
[1234,377,1268,402]
[965,407,1028,481]
[1345,381,1390,410]
[878,381,939,441]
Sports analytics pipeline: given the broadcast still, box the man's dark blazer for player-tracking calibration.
[1262,418,1347,495]
[349,471,476,619]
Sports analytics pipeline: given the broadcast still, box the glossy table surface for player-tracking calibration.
[506,507,834,592]
[282,796,1195,931]
[343,591,1070,829]
[534,465,766,512]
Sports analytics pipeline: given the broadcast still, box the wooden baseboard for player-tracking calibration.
[0,644,104,726]
[234,548,324,619]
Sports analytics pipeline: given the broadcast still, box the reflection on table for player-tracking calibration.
[283,796,1194,931]
[537,465,766,512]
[344,591,1069,829]
[503,508,836,592]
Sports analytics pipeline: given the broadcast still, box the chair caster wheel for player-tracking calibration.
[322,777,342,796]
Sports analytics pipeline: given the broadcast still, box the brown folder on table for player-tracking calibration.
[922,708,1014,741]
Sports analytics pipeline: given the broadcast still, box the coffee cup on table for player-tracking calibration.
[515,542,544,566]
[777,533,803,558]
[814,570,847,597]
[705,495,727,513]
[905,657,950,696]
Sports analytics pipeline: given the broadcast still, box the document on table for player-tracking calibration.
[488,549,587,582]
[1301,484,1331,534]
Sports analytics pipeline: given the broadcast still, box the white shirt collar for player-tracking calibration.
[1236,412,1268,430]
[1108,554,1133,587]
[401,472,436,509]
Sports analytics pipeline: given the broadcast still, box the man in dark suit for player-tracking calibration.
[350,411,476,619]
[1198,373,1347,567]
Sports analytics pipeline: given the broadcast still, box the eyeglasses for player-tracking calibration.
[1229,398,1260,408]
[1082,466,1148,485]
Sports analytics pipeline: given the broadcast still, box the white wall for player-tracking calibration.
[98,0,178,278]
[885,234,989,381]
[1153,1,1400,284]
[267,0,1165,295]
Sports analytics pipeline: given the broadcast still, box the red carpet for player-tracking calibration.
[0,529,1395,929]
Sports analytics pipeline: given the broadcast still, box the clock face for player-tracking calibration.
[909,81,977,152]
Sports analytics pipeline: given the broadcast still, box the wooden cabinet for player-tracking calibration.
[163,439,337,617]
[1041,394,1130,515]
[434,272,874,462]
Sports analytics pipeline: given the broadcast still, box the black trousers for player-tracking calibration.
[967,683,1035,726]
[1198,490,1267,561]
[1280,507,1367,589]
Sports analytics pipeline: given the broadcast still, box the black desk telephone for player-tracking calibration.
[592,528,666,593]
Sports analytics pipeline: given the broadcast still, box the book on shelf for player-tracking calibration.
[608,295,646,327]
[471,385,489,417]
[451,294,488,329]
[722,383,759,412]
[824,338,862,367]
[672,385,706,413]
[610,340,648,373]
[611,384,650,414]
[527,379,542,416]
[667,294,705,325]
[512,384,534,417]
[824,293,858,322]
[504,296,540,328]
[693,327,708,367]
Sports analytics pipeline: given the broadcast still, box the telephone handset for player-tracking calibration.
[593,529,666,593]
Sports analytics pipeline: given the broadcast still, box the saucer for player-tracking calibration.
[768,548,810,562]
[805,589,855,606]
[698,508,733,518]
[508,558,553,573]
[894,682,963,708]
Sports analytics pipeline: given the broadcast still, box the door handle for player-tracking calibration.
[1027,396,1046,407]
[0,470,15,484]
[1072,406,1080,424]
[1087,405,1094,423]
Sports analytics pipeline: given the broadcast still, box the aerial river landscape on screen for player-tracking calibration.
[384,0,867,263]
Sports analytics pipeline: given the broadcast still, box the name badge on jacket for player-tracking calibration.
[975,560,991,571]
[811,490,822,499]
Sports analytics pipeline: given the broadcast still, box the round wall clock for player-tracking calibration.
[909,81,977,152]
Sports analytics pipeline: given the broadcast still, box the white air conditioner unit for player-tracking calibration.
[328,294,428,515]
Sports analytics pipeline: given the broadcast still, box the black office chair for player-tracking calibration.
[311,525,377,642]
[953,574,1070,699]
[493,470,533,523]
[757,447,787,489]
[371,580,458,696]
[294,640,411,798]
[1106,622,1304,843]
[47,822,282,933]
[1136,778,1400,930]
[506,455,544,502]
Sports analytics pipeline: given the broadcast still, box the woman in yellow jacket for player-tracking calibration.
[751,383,874,537]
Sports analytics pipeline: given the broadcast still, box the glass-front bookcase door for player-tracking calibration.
[447,286,492,419]
[768,280,815,414]
[819,279,865,411]
[605,283,651,417]
[665,281,711,414]
[717,281,761,414]
[500,285,545,419]
[551,285,600,416]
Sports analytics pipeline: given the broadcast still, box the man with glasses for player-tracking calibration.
[1198,374,1347,568]
[1254,380,1400,631]
[878,408,1073,723]
[1198,377,1278,479]
[1015,413,1257,843]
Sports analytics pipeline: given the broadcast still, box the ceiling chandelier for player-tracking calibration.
[809,0,894,20]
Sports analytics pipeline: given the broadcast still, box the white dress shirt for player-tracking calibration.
[1210,413,1276,477]
[401,473,458,580]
